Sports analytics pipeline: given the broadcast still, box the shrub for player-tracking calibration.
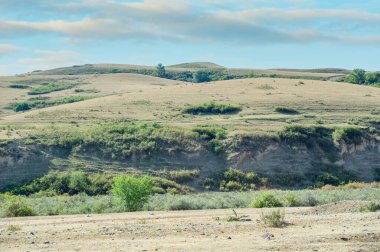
[12,102,31,112]
[192,70,212,83]
[183,102,241,115]
[316,173,340,186]
[112,176,153,211]
[274,106,300,115]
[332,127,362,145]
[261,209,286,227]
[192,125,226,140]
[167,198,202,211]
[8,84,29,89]
[283,194,301,207]
[252,194,283,208]
[5,197,36,217]
[359,202,380,212]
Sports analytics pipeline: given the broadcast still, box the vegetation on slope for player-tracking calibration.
[11,96,92,112]
[183,102,242,115]
[8,84,29,89]
[28,83,76,95]
[338,68,380,87]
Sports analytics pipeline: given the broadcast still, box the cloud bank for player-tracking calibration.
[0,0,379,45]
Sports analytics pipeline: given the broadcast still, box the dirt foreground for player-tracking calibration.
[0,202,379,252]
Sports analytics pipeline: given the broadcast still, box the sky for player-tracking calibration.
[0,0,379,75]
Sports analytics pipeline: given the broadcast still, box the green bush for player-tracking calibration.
[332,127,362,145]
[192,70,212,83]
[12,102,31,112]
[112,175,153,211]
[275,106,300,115]
[283,194,301,207]
[183,102,241,115]
[316,173,341,186]
[5,197,36,217]
[8,84,29,89]
[192,125,226,141]
[252,193,283,208]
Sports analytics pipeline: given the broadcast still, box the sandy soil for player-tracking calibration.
[1,203,379,252]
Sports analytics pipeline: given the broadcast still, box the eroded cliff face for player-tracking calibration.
[226,134,380,186]
[0,143,52,189]
[1,134,379,189]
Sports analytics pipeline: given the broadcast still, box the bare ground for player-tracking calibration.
[0,202,379,252]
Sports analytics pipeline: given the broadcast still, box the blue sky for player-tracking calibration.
[0,0,379,75]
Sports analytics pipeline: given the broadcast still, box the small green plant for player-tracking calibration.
[112,175,153,212]
[275,106,300,115]
[359,202,380,212]
[225,209,248,222]
[252,194,283,208]
[261,209,286,227]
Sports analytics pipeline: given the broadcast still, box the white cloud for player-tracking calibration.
[0,0,379,45]
[0,44,22,55]
[17,50,83,71]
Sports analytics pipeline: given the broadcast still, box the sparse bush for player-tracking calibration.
[167,198,202,211]
[275,106,300,115]
[261,209,285,227]
[359,202,380,212]
[5,197,36,217]
[7,225,22,232]
[112,175,153,212]
[183,102,241,115]
[299,193,318,206]
[252,194,283,208]
[220,168,261,191]
[283,194,301,207]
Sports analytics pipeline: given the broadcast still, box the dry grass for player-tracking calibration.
[1,74,380,138]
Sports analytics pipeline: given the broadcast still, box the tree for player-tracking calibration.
[112,175,153,211]
[192,70,211,83]
[347,68,366,84]
[365,72,380,85]
[13,102,31,112]
[154,63,166,78]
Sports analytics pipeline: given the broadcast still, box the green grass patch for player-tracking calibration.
[28,83,76,95]
[183,102,242,115]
